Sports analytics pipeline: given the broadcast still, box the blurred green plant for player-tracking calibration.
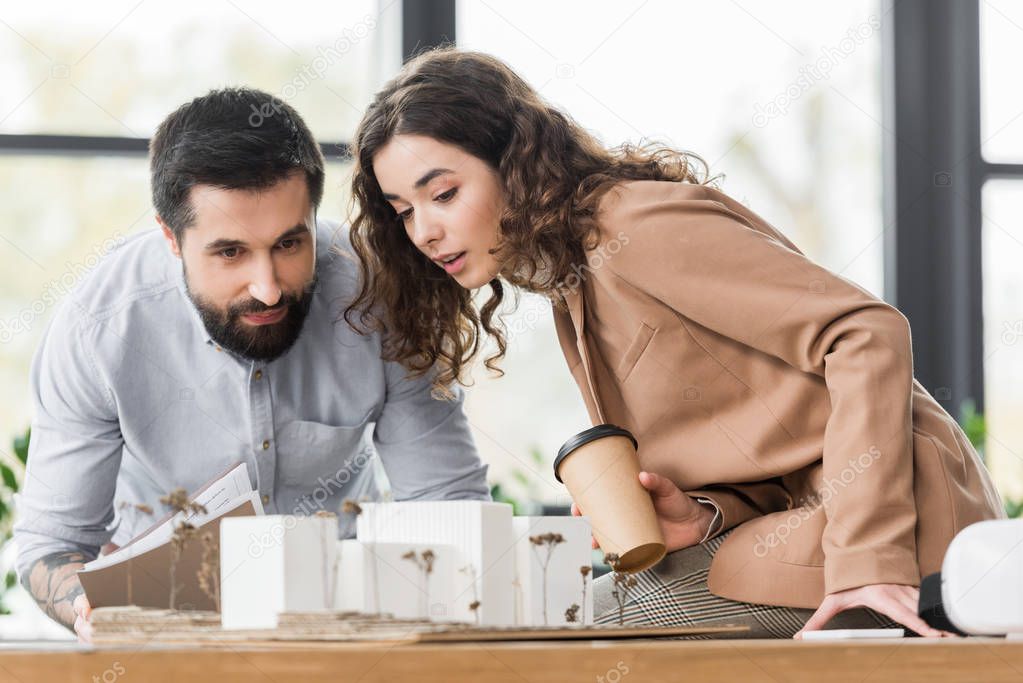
[489,445,546,517]
[958,399,1020,519]
[959,399,986,460]
[0,428,29,614]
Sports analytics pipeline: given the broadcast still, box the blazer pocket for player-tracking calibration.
[615,322,656,382]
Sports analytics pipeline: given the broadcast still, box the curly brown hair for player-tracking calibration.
[345,47,716,396]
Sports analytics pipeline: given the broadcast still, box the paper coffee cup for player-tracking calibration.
[554,424,665,572]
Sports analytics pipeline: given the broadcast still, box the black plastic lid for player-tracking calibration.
[553,424,638,483]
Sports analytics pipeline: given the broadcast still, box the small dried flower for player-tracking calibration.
[612,573,638,589]
[402,549,436,575]
[342,499,363,515]
[119,501,154,515]
[580,565,592,578]
[529,532,567,547]
[565,604,580,623]
[160,488,206,516]
[170,521,198,550]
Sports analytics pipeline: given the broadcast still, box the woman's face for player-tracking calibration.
[373,134,504,290]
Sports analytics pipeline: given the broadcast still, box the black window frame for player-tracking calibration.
[883,0,1021,417]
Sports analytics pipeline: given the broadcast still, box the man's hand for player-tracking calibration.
[21,551,93,642]
[571,471,716,553]
[73,593,93,642]
[794,584,956,638]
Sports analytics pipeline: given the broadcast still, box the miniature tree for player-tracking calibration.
[117,501,153,606]
[579,565,591,625]
[197,529,220,612]
[315,510,339,609]
[401,549,436,619]
[343,499,380,614]
[511,576,523,625]
[603,553,638,626]
[529,532,565,626]
[167,521,198,610]
[160,488,207,611]
[565,603,580,623]
[460,564,481,625]
[468,599,481,624]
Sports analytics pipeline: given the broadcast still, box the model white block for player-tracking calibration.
[220,515,339,630]
[356,501,515,625]
[513,516,594,626]
[335,540,460,621]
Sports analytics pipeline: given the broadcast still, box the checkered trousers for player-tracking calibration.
[592,530,901,639]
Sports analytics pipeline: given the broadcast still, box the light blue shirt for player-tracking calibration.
[13,221,489,578]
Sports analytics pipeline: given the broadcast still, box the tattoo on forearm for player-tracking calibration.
[22,551,89,630]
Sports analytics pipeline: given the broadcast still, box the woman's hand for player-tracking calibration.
[794,583,956,638]
[571,470,716,553]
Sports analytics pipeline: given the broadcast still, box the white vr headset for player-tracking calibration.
[940,519,1023,636]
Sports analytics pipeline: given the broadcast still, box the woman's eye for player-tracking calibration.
[397,207,413,222]
[435,187,457,202]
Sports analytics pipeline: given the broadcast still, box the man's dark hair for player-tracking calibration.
[150,87,325,241]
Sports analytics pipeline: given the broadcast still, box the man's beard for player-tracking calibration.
[184,270,316,363]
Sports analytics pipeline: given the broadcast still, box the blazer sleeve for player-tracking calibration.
[601,182,919,594]
[688,482,793,540]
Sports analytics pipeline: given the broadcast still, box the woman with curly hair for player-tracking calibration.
[343,47,1002,638]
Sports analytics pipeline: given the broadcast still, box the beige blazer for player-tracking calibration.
[554,180,1004,609]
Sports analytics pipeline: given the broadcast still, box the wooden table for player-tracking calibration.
[1,638,1021,682]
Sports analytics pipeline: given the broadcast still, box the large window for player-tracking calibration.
[457,0,885,503]
[981,0,1023,502]
[4,1,1015,512]
[981,0,1023,163]
[981,180,1023,501]
[0,1,393,138]
[0,1,401,451]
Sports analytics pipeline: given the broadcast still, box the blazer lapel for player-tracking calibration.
[561,289,607,424]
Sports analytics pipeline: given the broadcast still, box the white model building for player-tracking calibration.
[218,504,598,630]
[219,514,338,629]
[334,540,459,621]
[355,501,516,625]
[512,516,594,626]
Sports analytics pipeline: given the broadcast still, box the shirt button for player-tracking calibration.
[262,494,270,504]
[262,439,270,450]
[254,370,263,380]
